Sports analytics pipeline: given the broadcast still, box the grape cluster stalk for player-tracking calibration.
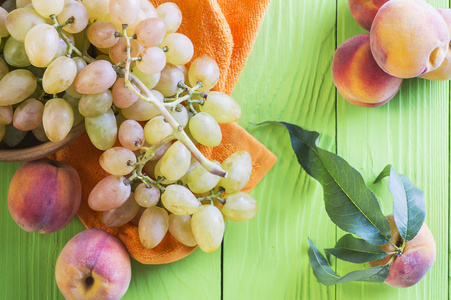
[0,0,259,253]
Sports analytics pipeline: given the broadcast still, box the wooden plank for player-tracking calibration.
[223,0,337,298]
[336,0,449,299]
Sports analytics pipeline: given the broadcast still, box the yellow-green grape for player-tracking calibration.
[0,105,12,125]
[154,63,185,97]
[78,89,113,118]
[187,161,221,194]
[0,7,9,38]
[191,205,225,253]
[168,214,197,247]
[169,105,188,128]
[66,57,87,99]
[0,57,8,81]
[85,108,117,150]
[118,119,145,151]
[188,112,222,147]
[3,36,30,67]
[5,8,49,42]
[99,147,136,176]
[42,98,74,142]
[154,159,177,185]
[88,175,131,211]
[134,18,166,47]
[12,98,44,131]
[218,151,253,194]
[74,60,116,94]
[121,89,163,121]
[62,93,84,126]
[161,184,199,215]
[32,0,65,17]
[200,91,241,123]
[0,69,36,106]
[109,0,140,25]
[156,2,181,34]
[32,122,49,142]
[222,192,258,222]
[57,0,89,34]
[136,46,166,74]
[42,56,77,94]
[134,183,160,207]
[159,141,191,181]
[0,124,5,142]
[3,124,27,147]
[188,55,220,92]
[102,193,141,228]
[24,24,59,67]
[132,65,161,90]
[16,0,32,8]
[83,0,110,19]
[144,115,173,145]
[160,33,194,66]
[179,157,199,185]
[138,206,169,249]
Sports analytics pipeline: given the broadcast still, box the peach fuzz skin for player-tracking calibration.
[332,33,403,107]
[348,0,390,31]
[370,0,449,78]
[55,228,132,300]
[7,158,81,234]
[369,215,436,288]
[421,9,451,81]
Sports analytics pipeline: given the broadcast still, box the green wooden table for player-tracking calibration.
[1,0,449,299]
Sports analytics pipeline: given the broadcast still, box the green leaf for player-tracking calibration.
[335,265,389,284]
[388,167,426,242]
[278,122,391,245]
[308,238,389,286]
[374,164,391,183]
[325,234,388,264]
[308,238,340,285]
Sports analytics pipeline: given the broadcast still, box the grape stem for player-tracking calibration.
[51,15,95,63]
[197,187,226,205]
[117,25,227,178]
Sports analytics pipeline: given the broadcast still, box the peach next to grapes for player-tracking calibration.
[332,33,403,107]
[55,228,131,300]
[8,158,81,233]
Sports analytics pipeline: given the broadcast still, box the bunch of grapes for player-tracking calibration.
[0,0,259,252]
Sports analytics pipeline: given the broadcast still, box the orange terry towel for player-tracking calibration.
[52,0,275,264]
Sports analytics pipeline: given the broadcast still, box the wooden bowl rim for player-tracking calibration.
[0,122,85,163]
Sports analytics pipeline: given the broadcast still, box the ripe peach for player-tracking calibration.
[370,0,449,78]
[8,158,81,234]
[348,0,390,31]
[369,215,436,288]
[55,228,131,300]
[421,9,451,81]
[332,33,403,107]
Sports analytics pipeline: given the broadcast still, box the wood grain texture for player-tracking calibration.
[223,0,337,299]
[1,0,450,299]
